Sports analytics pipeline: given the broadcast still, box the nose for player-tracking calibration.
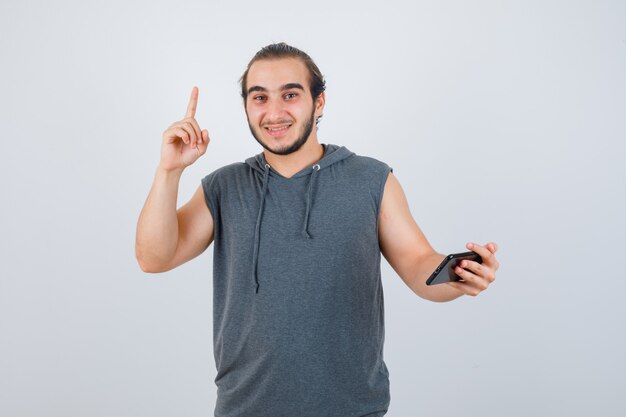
[266,98,287,122]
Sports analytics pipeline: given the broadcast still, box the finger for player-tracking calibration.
[459,259,496,283]
[454,268,489,292]
[200,130,210,148]
[172,127,190,145]
[486,243,500,270]
[185,86,199,119]
[482,242,500,270]
[454,266,489,293]
[179,121,197,145]
[199,130,210,151]
[185,117,203,148]
[193,130,210,155]
[466,242,496,267]
[454,264,481,285]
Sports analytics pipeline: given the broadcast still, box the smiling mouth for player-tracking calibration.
[264,124,292,137]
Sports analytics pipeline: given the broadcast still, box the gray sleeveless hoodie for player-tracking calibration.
[202,143,393,417]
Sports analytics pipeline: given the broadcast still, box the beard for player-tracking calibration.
[246,107,316,156]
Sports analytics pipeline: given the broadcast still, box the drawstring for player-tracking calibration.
[252,163,270,294]
[253,162,321,293]
[302,164,320,239]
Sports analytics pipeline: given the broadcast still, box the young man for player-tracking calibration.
[136,43,499,417]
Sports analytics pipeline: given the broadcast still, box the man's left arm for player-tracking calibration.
[378,172,499,302]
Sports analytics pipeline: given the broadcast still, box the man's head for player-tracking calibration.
[240,43,326,106]
[240,43,326,155]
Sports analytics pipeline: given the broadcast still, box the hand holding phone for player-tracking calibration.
[426,251,483,286]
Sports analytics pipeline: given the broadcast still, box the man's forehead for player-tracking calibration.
[247,58,310,91]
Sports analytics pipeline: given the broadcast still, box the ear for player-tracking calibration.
[314,91,326,117]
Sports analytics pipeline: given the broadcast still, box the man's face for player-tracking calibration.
[244,58,324,156]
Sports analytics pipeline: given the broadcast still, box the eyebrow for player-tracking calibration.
[247,83,305,95]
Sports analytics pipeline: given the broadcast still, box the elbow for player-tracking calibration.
[136,256,158,273]
[137,259,160,274]
[135,247,166,274]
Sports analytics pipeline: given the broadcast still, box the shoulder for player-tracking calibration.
[202,161,249,179]
[202,162,248,185]
[338,151,393,209]
[342,152,394,182]
[349,154,392,170]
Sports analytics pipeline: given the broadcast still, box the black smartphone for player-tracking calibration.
[425,251,483,285]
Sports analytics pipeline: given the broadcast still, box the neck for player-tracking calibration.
[263,137,325,178]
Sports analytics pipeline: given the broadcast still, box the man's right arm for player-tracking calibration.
[135,167,214,273]
[135,86,213,273]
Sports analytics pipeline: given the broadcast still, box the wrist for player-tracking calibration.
[156,164,184,178]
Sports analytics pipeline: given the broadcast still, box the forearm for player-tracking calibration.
[135,166,184,271]
[409,252,465,302]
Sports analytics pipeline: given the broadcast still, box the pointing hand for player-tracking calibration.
[159,86,210,172]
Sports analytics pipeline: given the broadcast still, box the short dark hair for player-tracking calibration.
[239,42,326,102]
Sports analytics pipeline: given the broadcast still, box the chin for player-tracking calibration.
[264,139,305,156]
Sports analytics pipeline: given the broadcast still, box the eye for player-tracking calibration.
[253,95,266,102]
[284,92,298,100]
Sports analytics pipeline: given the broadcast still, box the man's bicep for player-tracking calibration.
[162,184,214,271]
[378,173,435,278]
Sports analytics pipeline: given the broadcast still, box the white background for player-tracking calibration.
[1,0,624,416]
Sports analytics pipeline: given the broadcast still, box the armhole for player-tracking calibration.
[375,163,393,236]
[201,172,218,220]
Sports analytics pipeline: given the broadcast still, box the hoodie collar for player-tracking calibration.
[244,143,355,293]
[245,143,353,178]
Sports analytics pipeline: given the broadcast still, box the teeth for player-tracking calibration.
[267,125,290,131]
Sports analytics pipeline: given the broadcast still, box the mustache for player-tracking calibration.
[262,119,293,126]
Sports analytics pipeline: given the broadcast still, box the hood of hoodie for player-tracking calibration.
[244,143,355,293]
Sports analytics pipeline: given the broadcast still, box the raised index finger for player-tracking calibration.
[185,86,199,118]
